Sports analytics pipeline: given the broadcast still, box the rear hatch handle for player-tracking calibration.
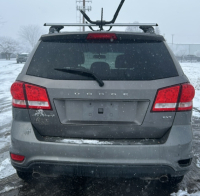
[55,68,104,87]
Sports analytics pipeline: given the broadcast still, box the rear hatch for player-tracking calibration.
[22,32,186,139]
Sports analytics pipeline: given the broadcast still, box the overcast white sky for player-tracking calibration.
[0,0,200,44]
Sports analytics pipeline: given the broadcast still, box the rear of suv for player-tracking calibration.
[10,32,195,184]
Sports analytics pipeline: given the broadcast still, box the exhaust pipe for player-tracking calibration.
[159,175,169,183]
[32,172,41,179]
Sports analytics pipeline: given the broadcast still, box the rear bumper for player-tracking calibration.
[10,120,193,178]
[12,162,188,178]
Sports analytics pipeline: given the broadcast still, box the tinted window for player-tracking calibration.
[18,54,28,57]
[27,40,178,80]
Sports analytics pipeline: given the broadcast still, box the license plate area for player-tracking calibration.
[54,100,149,125]
[68,100,136,122]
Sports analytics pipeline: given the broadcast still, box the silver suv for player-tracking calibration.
[10,31,195,185]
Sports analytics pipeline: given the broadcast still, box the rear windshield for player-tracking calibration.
[27,40,178,80]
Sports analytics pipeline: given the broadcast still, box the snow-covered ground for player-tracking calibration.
[0,59,199,195]
[181,63,200,118]
[171,190,200,196]
[0,60,24,176]
[0,158,16,179]
[0,60,24,183]
[0,59,24,131]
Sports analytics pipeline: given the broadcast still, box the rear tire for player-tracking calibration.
[17,171,33,182]
[168,176,184,186]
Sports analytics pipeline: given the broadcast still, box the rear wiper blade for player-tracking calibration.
[55,68,104,87]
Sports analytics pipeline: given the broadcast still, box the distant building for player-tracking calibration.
[168,43,200,57]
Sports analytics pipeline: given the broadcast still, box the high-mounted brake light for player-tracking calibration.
[87,33,117,40]
[10,82,51,110]
[10,153,25,162]
[152,83,195,112]
[10,82,27,108]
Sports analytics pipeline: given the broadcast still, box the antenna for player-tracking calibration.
[100,8,103,31]
[76,0,92,31]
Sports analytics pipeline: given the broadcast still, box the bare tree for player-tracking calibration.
[125,21,142,33]
[18,25,45,49]
[0,37,20,60]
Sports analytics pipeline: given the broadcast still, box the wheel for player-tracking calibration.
[17,170,33,182]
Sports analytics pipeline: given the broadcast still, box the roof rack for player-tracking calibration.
[45,23,158,34]
[44,0,158,34]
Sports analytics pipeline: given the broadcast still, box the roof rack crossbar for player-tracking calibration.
[44,23,158,34]
[44,23,158,27]
[86,22,95,31]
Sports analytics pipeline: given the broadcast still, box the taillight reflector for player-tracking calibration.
[178,83,195,111]
[10,153,25,162]
[10,82,26,108]
[10,82,51,110]
[87,33,117,40]
[152,83,195,112]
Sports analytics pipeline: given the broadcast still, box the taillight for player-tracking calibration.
[10,82,26,108]
[10,82,51,110]
[152,83,195,112]
[25,84,51,110]
[178,83,195,111]
[152,85,180,112]
[10,153,25,162]
[87,33,117,40]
